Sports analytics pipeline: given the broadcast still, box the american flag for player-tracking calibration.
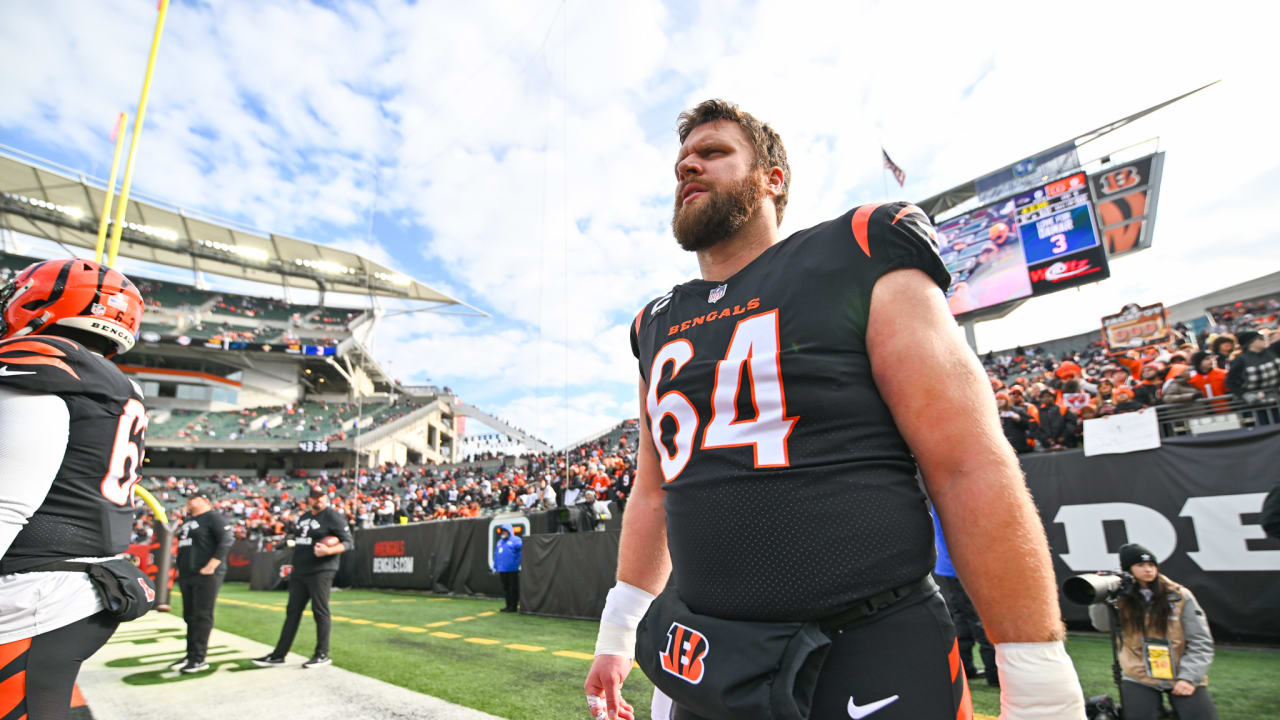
[882,148,906,187]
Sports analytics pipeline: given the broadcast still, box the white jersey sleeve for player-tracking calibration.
[0,385,70,557]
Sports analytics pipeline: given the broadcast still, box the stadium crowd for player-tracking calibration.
[130,295,1279,544]
[133,425,638,547]
[985,297,1279,453]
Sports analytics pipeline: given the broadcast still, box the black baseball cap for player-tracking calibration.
[309,487,327,498]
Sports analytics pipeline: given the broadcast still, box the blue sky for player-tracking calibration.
[1,0,1276,446]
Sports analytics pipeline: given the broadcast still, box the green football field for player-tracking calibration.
[182,583,1279,720]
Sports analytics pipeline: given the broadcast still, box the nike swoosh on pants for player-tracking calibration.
[847,694,900,719]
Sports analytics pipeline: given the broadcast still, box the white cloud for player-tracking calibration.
[2,0,1275,447]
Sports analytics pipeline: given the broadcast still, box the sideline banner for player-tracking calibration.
[521,531,621,620]
[225,540,255,582]
[1023,425,1280,640]
[249,549,293,591]
[349,517,502,597]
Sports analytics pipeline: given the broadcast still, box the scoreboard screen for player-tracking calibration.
[940,171,1110,319]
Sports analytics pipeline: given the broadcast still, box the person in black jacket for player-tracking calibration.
[172,493,232,673]
[253,488,353,669]
[1033,389,1070,450]
[1225,330,1280,404]
[996,391,1032,453]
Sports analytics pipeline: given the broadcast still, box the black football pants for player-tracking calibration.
[0,611,118,720]
[271,570,335,658]
[673,591,972,720]
[178,572,224,663]
[937,574,997,684]
[499,571,520,610]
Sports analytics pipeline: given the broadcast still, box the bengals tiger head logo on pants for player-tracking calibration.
[660,622,709,684]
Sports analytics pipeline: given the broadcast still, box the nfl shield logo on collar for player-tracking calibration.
[708,284,727,304]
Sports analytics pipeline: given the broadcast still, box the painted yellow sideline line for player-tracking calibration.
[220,596,604,662]
[552,650,594,660]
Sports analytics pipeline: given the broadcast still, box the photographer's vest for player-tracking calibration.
[1116,578,1208,688]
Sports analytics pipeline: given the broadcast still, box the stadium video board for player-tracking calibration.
[938,171,1109,318]
[1087,151,1166,258]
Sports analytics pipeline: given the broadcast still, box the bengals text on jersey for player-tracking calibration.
[0,334,146,573]
[630,202,950,622]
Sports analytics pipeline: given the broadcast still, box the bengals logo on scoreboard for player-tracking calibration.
[660,622,709,684]
[1098,166,1141,195]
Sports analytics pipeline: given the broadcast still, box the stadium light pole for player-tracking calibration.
[93,112,128,263]
[106,0,171,267]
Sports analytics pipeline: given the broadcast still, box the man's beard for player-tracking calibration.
[672,173,765,252]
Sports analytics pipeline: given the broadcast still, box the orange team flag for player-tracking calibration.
[110,114,125,143]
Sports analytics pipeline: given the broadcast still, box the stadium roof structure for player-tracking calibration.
[0,146,483,314]
[916,82,1217,220]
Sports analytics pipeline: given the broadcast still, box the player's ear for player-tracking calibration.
[764,166,785,198]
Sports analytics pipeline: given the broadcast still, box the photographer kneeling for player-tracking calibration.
[1089,544,1219,720]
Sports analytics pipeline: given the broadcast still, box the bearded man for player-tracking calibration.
[583,100,1084,720]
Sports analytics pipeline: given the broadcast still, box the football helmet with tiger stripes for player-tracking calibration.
[0,258,144,356]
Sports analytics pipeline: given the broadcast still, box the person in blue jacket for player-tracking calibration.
[494,524,523,613]
[933,508,998,686]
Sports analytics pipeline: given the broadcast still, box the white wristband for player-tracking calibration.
[594,581,656,658]
[995,641,1086,720]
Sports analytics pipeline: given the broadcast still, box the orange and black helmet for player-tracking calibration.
[0,258,144,356]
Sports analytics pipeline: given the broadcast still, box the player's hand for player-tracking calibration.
[313,543,330,557]
[1172,679,1196,696]
[584,654,635,720]
[199,564,216,575]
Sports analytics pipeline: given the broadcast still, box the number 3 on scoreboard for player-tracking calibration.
[646,310,797,481]
[101,398,148,505]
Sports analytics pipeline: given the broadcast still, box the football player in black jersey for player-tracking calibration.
[0,258,147,720]
[254,487,353,669]
[585,101,1084,720]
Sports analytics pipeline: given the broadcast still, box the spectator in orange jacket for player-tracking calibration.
[1188,351,1230,403]
[1113,386,1143,414]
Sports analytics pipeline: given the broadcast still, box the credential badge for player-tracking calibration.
[708,284,727,304]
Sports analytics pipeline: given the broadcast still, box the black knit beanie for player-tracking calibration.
[1119,543,1157,572]
[1236,330,1262,349]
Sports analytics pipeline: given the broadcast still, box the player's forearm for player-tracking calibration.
[930,457,1062,645]
[614,484,670,596]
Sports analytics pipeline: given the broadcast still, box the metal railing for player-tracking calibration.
[1154,393,1279,438]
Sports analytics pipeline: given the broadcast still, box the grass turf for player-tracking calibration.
[187,583,1279,720]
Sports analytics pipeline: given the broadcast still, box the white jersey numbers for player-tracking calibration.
[100,398,147,505]
[701,310,796,467]
[647,311,797,482]
[647,339,700,481]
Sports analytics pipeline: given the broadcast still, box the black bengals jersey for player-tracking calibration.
[0,335,146,573]
[630,202,951,622]
[289,508,353,576]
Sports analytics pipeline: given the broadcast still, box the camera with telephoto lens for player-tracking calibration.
[1062,570,1135,605]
